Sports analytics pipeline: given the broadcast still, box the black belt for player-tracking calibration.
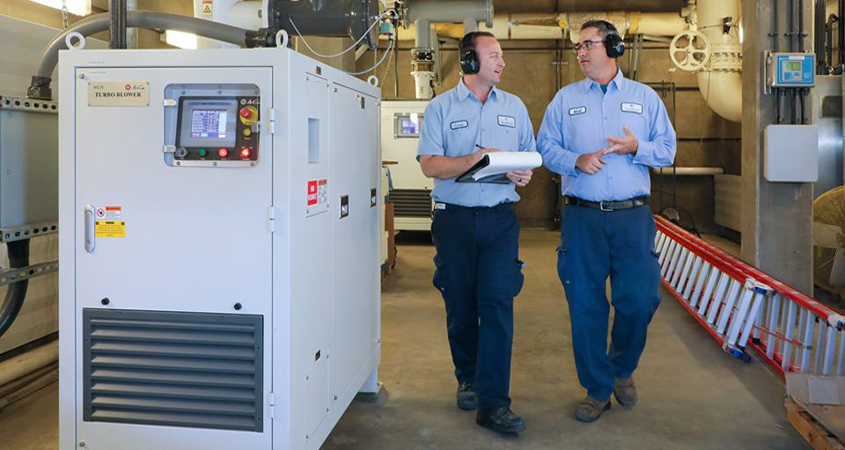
[564,196,649,212]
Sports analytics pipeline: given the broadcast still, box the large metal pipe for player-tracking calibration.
[268,0,380,49]
[28,11,256,99]
[695,0,742,123]
[0,341,57,387]
[387,12,685,41]
[652,167,726,176]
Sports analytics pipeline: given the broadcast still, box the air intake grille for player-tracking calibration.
[83,309,264,432]
[390,189,432,218]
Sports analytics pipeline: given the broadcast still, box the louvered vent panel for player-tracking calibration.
[83,309,264,432]
[390,189,432,218]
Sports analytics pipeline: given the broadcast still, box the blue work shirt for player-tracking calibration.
[537,70,676,202]
[417,78,537,207]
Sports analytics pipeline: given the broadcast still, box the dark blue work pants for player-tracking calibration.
[557,204,661,401]
[431,202,524,412]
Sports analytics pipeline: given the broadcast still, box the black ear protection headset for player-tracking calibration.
[598,20,625,58]
[459,32,481,75]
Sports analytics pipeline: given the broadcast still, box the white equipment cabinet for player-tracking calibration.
[58,47,380,450]
[380,100,432,231]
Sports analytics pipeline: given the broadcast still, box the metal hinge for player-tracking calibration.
[268,206,275,233]
[269,108,277,135]
[268,391,275,419]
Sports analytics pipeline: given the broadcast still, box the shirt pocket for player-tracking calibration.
[495,125,519,151]
[619,107,649,142]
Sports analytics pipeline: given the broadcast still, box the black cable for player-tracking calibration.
[0,240,32,338]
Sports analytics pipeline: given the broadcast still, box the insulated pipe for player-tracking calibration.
[387,12,684,41]
[228,0,263,30]
[652,167,726,176]
[28,11,256,99]
[405,0,493,28]
[695,0,742,123]
[0,341,58,387]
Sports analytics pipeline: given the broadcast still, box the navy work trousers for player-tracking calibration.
[431,202,524,411]
[557,204,661,401]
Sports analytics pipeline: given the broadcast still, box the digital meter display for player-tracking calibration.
[394,113,423,138]
[178,99,237,148]
[191,109,228,139]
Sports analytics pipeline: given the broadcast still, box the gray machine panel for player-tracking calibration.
[0,98,59,229]
[82,308,264,432]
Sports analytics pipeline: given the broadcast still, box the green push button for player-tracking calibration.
[198,149,208,157]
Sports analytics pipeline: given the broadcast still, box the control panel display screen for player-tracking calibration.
[191,109,228,139]
[394,113,423,138]
[785,61,801,71]
[178,99,237,148]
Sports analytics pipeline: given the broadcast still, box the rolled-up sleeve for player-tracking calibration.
[417,102,445,160]
[537,93,580,177]
[632,91,676,168]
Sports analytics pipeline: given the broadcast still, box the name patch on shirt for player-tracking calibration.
[497,115,516,128]
[621,102,643,114]
[450,120,469,130]
[569,106,587,116]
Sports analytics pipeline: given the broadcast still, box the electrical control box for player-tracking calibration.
[0,97,59,231]
[767,52,816,88]
[59,48,380,450]
[764,124,819,182]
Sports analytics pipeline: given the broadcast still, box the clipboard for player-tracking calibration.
[456,151,543,184]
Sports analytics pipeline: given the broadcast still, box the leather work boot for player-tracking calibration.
[476,406,527,433]
[613,377,638,408]
[456,381,477,411]
[576,396,611,422]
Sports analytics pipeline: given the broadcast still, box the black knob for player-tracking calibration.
[234,303,242,311]
[101,298,110,305]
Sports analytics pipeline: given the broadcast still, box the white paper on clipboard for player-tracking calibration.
[457,151,543,183]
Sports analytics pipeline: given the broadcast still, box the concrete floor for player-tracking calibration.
[0,229,809,450]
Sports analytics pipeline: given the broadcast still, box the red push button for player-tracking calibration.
[218,148,229,158]
[240,147,251,158]
[240,107,253,119]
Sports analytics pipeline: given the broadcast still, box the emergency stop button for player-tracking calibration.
[239,106,258,126]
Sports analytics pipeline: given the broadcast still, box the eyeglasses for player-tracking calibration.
[574,40,604,53]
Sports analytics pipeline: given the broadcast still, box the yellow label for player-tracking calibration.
[96,221,126,238]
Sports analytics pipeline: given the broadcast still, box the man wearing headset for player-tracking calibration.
[417,31,536,433]
[537,21,676,422]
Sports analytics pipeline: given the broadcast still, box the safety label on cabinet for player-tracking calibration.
[307,179,328,206]
[95,206,125,237]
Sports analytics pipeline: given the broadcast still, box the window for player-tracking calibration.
[29,0,90,16]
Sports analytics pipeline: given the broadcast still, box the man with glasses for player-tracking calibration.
[537,20,676,422]
[417,31,536,433]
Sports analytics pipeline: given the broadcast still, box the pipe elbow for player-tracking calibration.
[697,71,742,123]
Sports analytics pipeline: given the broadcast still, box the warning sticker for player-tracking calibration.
[96,221,126,238]
[201,0,213,17]
[318,179,328,205]
[307,181,318,206]
[95,206,125,237]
